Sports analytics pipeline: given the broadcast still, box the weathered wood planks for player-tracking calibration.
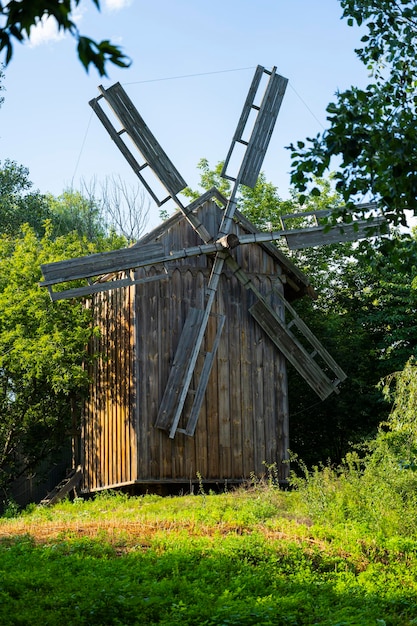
[90,82,187,205]
[221,66,288,188]
[249,298,345,401]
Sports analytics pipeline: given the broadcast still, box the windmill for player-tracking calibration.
[40,65,384,445]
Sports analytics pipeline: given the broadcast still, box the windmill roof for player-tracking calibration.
[136,198,316,301]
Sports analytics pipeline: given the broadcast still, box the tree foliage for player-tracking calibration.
[47,189,108,242]
[0,160,52,237]
[0,163,126,491]
[0,0,130,75]
[289,231,417,465]
[0,160,132,243]
[0,227,92,486]
[289,0,417,226]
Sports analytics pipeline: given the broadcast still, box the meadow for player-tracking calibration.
[1,465,417,626]
[2,363,417,625]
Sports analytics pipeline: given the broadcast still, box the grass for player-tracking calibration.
[0,485,417,625]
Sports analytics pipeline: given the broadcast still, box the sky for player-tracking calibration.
[0,0,368,231]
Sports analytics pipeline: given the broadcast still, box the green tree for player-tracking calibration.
[0,161,115,241]
[0,163,126,491]
[289,0,417,226]
[290,230,417,465]
[47,189,108,242]
[0,159,52,237]
[0,223,124,490]
[0,0,130,75]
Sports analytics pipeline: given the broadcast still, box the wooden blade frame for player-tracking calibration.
[90,82,214,245]
[90,83,187,206]
[221,65,288,189]
[223,254,346,400]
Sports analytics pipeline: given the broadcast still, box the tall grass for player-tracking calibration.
[290,358,417,538]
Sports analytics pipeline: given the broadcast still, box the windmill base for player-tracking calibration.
[79,476,289,498]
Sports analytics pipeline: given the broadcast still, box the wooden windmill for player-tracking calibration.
[40,66,384,491]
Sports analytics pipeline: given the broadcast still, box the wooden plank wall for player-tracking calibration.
[82,283,137,491]
[135,202,290,483]
[82,201,290,490]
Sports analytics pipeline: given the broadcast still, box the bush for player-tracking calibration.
[290,358,417,538]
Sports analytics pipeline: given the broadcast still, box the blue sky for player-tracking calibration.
[1,0,367,230]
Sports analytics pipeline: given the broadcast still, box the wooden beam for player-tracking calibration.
[181,314,226,437]
[154,308,205,433]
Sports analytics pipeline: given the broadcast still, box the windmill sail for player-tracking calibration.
[90,83,187,206]
[221,66,288,188]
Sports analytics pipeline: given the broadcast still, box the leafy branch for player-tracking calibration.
[0,0,131,76]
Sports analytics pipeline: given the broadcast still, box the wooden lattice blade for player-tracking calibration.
[155,308,205,433]
[90,82,187,206]
[225,254,346,400]
[284,217,386,250]
[249,299,345,400]
[221,66,288,188]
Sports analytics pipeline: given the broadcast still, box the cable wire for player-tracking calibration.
[122,66,257,86]
[71,109,94,188]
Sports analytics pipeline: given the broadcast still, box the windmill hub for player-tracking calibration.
[216,233,240,250]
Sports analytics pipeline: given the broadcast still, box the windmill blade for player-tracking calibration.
[221,65,288,189]
[279,202,386,249]
[40,244,165,287]
[91,84,217,244]
[224,254,346,400]
[283,217,386,250]
[155,309,226,438]
[90,83,187,206]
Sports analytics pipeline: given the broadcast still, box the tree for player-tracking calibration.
[81,175,150,244]
[0,160,118,242]
[47,188,108,242]
[0,0,130,76]
[0,159,52,237]
[289,0,417,227]
[0,222,126,491]
[0,161,128,492]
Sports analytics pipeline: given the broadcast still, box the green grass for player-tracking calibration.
[0,486,417,625]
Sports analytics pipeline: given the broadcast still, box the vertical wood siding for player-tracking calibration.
[83,201,290,490]
[82,284,137,491]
